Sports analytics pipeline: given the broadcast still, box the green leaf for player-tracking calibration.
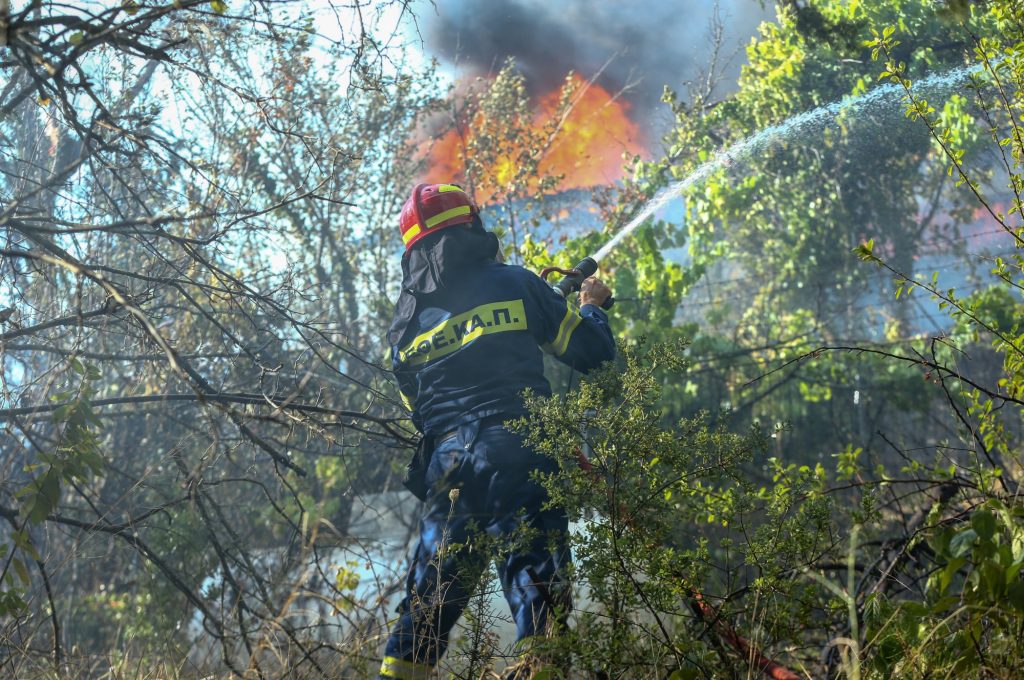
[210,0,228,13]
[938,555,967,594]
[971,510,997,542]
[0,590,28,615]
[26,471,60,525]
[1008,579,1024,612]
[9,530,40,562]
[950,528,978,558]
[12,557,29,586]
[854,239,877,262]
[667,669,701,680]
[980,560,1004,600]
[52,403,74,423]
[930,527,953,556]
[68,32,85,45]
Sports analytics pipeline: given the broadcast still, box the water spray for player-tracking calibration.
[534,64,984,312]
[591,61,991,264]
[536,64,995,680]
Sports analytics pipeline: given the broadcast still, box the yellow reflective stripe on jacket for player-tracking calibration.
[401,205,472,245]
[398,299,528,366]
[379,656,432,680]
[399,390,415,412]
[542,301,583,357]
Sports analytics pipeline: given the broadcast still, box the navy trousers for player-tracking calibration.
[379,419,571,679]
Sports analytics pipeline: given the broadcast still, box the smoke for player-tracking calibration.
[420,0,774,135]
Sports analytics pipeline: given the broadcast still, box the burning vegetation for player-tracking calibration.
[418,72,647,204]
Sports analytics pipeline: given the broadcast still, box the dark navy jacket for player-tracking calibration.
[391,260,616,436]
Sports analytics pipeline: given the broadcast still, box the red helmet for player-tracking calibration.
[399,183,479,251]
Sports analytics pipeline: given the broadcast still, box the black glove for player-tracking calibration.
[402,434,434,501]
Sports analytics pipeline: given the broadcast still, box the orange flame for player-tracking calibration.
[419,74,646,204]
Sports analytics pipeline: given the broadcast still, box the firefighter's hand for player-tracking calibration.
[579,276,611,307]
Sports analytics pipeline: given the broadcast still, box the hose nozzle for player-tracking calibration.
[543,256,614,309]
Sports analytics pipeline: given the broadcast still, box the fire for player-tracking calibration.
[419,74,646,204]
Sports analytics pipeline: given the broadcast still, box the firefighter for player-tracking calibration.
[379,183,615,679]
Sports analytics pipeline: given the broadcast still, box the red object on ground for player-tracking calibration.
[572,447,801,680]
[690,591,801,680]
[574,448,595,471]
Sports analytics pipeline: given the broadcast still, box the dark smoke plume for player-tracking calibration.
[421,0,774,135]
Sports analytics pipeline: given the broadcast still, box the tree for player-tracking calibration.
[0,1,429,674]
[604,0,1001,471]
[498,1,1024,677]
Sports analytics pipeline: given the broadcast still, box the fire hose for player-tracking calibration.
[541,255,798,679]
